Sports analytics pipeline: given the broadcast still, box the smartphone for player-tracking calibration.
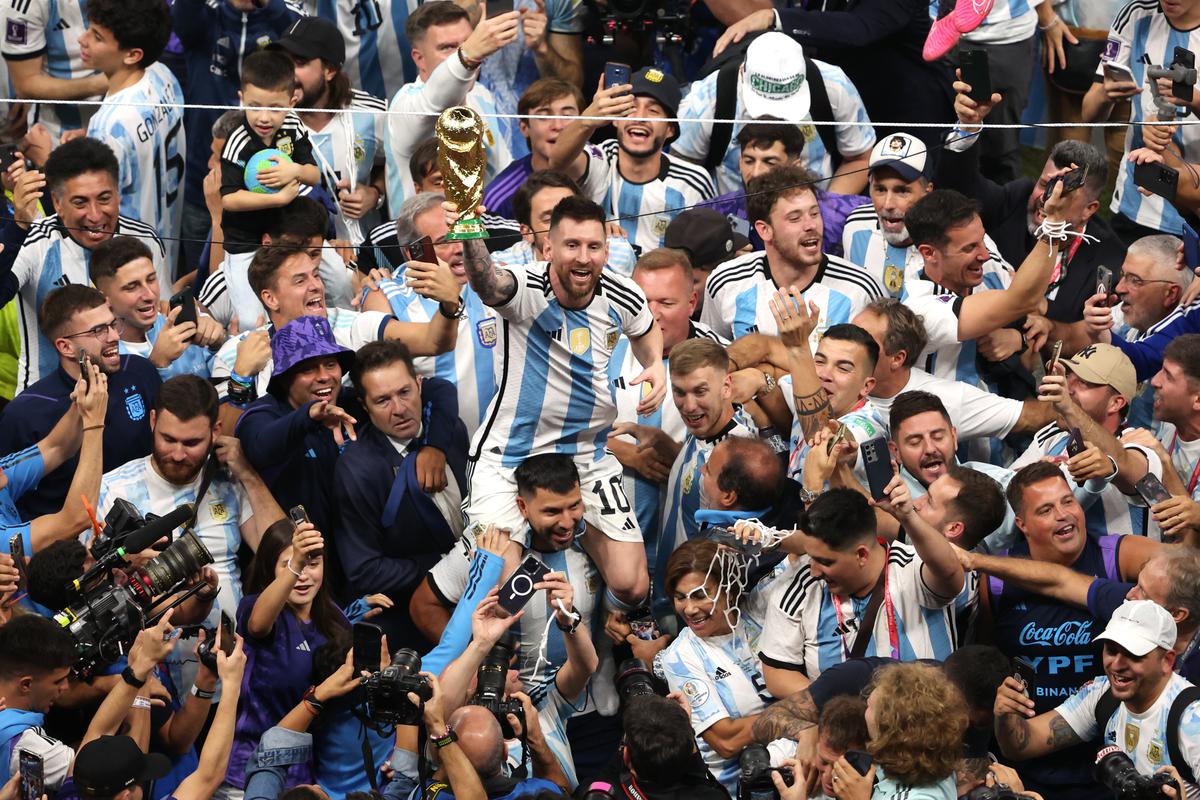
[1132,160,1179,203]
[497,555,552,616]
[1136,473,1173,506]
[169,289,198,330]
[77,350,93,388]
[18,750,43,800]
[353,621,384,676]
[1048,339,1064,374]
[1066,427,1086,457]
[5,533,27,608]
[959,49,992,104]
[604,61,632,94]
[1174,46,1195,103]
[1096,265,1114,300]
[827,422,848,456]
[1104,61,1136,83]
[860,436,893,501]
[1013,658,1037,697]
[627,606,661,641]
[217,611,236,657]
[844,749,873,777]
[0,144,20,172]
[402,234,434,264]
[1042,166,1087,205]
[289,505,310,526]
[485,0,513,16]
[1184,223,1200,271]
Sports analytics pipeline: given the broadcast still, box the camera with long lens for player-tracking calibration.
[361,648,433,726]
[615,658,665,703]
[472,636,525,739]
[54,503,211,678]
[965,784,1035,800]
[736,744,793,800]
[89,498,163,563]
[1095,745,1180,800]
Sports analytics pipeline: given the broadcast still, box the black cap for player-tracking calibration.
[74,736,172,797]
[268,16,345,68]
[630,67,681,120]
[664,208,751,271]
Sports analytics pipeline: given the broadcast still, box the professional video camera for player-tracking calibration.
[472,635,524,738]
[361,648,433,727]
[1095,745,1181,800]
[582,0,690,48]
[615,657,664,702]
[54,503,210,678]
[736,744,794,800]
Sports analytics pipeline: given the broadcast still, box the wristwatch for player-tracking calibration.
[122,666,147,688]
[798,486,820,506]
[754,371,778,400]
[555,608,582,635]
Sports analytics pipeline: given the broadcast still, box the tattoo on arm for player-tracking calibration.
[1047,713,1082,749]
[794,389,831,440]
[463,238,516,306]
[750,690,818,743]
[997,713,1032,756]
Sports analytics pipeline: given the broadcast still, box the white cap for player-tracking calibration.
[868,133,930,182]
[741,32,811,121]
[1095,600,1177,657]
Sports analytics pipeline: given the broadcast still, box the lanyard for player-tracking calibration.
[1048,235,1084,287]
[1168,432,1200,495]
[832,542,899,660]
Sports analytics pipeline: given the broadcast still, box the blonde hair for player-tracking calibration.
[668,337,728,379]
[867,663,967,786]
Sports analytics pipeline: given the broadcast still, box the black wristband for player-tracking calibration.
[122,666,147,688]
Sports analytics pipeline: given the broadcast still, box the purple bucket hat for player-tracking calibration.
[267,315,354,395]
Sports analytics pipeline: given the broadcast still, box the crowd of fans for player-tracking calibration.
[3,0,1200,799]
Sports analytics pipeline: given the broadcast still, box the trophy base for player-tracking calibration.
[446,216,490,241]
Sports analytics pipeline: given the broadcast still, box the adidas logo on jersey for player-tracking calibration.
[622,518,637,531]
[52,18,69,29]
[296,641,311,652]
[714,667,732,681]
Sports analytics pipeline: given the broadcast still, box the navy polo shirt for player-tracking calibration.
[0,356,161,520]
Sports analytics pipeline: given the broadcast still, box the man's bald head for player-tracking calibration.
[449,705,506,777]
[709,436,783,510]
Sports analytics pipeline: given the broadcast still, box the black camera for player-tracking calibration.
[965,784,1034,800]
[361,648,433,726]
[616,658,663,702]
[472,636,525,739]
[582,0,690,47]
[736,744,793,800]
[1095,745,1180,800]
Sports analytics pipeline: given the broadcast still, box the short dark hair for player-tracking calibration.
[943,466,1006,550]
[409,138,440,186]
[736,119,806,160]
[513,170,580,228]
[241,50,297,93]
[1006,461,1070,516]
[28,539,89,611]
[0,614,75,679]
[889,391,952,437]
[623,695,696,777]
[155,375,219,425]
[45,137,119,197]
[248,243,310,298]
[90,236,154,285]
[515,453,581,497]
[86,0,171,68]
[745,164,820,226]
[1049,140,1107,201]
[905,190,982,251]
[40,284,108,340]
[350,340,417,393]
[517,78,584,117]
[862,298,927,368]
[819,695,868,753]
[549,194,605,231]
[266,196,329,242]
[802,488,876,550]
[713,437,783,510]
[405,1,470,45]
[821,324,880,374]
[943,645,1012,716]
[1164,334,1200,385]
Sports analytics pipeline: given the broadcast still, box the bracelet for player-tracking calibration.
[131,696,152,710]
[229,371,254,386]
[82,424,105,432]
[302,686,323,714]
[122,666,147,688]
[286,558,303,578]
[191,685,215,700]
[1038,16,1061,31]
[226,380,258,407]
[439,299,466,319]
[1105,455,1119,480]
[456,47,480,70]
[431,729,458,749]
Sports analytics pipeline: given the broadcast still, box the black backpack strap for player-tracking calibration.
[1093,687,1120,743]
[803,57,841,173]
[1167,685,1200,786]
[706,61,741,173]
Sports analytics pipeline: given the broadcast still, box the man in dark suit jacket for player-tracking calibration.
[333,340,468,648]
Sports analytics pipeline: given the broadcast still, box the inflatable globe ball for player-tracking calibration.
[244,149,293,194]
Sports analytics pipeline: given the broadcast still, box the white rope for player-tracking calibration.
[1033,218,1101,252]
[529,597,580,685]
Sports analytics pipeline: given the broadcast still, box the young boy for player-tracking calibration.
[219,50,322,326]
[82,0,185,289]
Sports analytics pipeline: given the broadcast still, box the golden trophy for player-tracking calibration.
[437,106,489,241]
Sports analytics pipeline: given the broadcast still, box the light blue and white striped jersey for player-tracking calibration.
[1103,1,1200,233]
[658,627,772,791]
[376,276,498,437]
[384,63,516,218]
[959,0,1041,46]
[87,62,186,279]
[470,264,654,468]
[1154,421,1200,503]
[900,459,1019,554]
[11,215,165,394]
[304,89,387,243]
[575,140,716,254]
[118,312,215,381]
[758,540,978,677]
[492,236,638,277]
[1111,303,1158,429]
[294,0,420,105]
[1,0,99,141]
[700,251,882,343]
[783,395,887,486]
[673,63,876,196]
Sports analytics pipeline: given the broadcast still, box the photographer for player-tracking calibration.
[995,600,1200,799]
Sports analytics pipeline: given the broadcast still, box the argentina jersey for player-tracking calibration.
[700,251,881,343]
[1104,1,1200,233]
[118,313,215,380]
[960,0,1038,45]
[376,276,498,436]
[579,140,715,254]
[758,540,977,677]
[491,236,637,277]
[305,89,386,243]
[783,392,887,485]
[87,62,186,280]
[658,627,772,791]
[673,62,876,195]
[2,0,99,140]
[1111,303,1158,429]
[11,216,165,393]
[1154,420,1200,502]
[301,0,420,104]
[841,203,921,298]
[471,264,653,467]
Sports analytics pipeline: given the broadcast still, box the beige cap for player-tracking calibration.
[1062,343,1137,401]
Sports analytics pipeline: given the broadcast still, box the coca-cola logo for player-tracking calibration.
[1018,620,1093,647]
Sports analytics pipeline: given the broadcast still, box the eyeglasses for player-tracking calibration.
[1120,274,1175,290]
[63,318,123,340]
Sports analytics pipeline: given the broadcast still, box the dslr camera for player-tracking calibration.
[472,636,525,739]
[736,744,793,800]
[361,649,433,726]
[965,785,1036,800]
[1095,746,1181,800]
[615,657,665,702]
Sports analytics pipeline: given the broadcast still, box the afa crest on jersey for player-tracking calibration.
[125,391,146,421]
[209,501,230,522]
[277,136,294,157]
[604,325,619,351]
[477,318,497,348]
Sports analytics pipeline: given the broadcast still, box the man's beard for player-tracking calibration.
[300,75,328,110]
[881,225,911,247]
